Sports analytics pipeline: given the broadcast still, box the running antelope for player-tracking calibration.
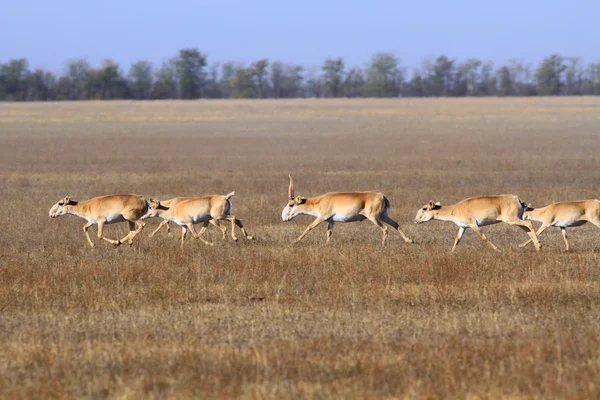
[414,195,541,252]
[519,200,600,251]
[148,197,225,239]
[49,194,152,247]
[282,175,414,246]
[142,191,253,248]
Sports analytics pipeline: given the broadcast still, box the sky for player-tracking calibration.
[1,0,598,73]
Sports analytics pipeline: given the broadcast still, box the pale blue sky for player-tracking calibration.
[2,0,598,73]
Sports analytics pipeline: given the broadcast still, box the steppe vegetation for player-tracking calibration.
[1,98,600,398]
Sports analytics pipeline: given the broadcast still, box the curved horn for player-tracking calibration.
[288,175,294,200]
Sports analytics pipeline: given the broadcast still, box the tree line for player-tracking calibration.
[1,49,600,101]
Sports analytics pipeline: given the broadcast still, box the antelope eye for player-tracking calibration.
[59,202,64,205]
[422,207,427,211]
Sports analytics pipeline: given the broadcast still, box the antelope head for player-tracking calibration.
[49,196,74,218]
[142,198,169,220]
[414,200,441,224]
[282,175,307,222]
[522,203,536,220]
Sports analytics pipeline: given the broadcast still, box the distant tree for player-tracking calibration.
[251,59,269,98]
[322,57,345,97]
[508,58,535,96]
[477,61,497,96]
[230,64,256,98]
[174,48,207,99]
[535,54,566,96]
[344,67,365,97]
[304,66,323,98]
[87,59,128,99]
[203,63,222,98]
[364,53,402,97]
[0,58,29,100]
[270,62,303,98]
[52,77,73,100]
[580,62,600,95]
[128,61,153,100]
[458,58,482,96]
[403,69,425,97]
[497,65,513,96]
[25,69,55,101]
[428,55,454,96]
[220,62,236,98]
[564,57,583,95]
[152,61,178,99]
[66,59,91,99]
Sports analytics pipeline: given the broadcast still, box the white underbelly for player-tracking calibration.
[554,220,586,228]
[104,215,126,224]
[329,214,366,223]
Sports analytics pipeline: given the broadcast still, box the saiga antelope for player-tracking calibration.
[49,194,152,247]
[414,195,541,252]
[143,191,253,248]
[148,197,226,239]
[519,199,600,251]
[281,175,414,246]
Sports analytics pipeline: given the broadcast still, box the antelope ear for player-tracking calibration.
[428,200,434,209]
[65,196,71,204]
[434,202,441,207]
[295,196,306,204]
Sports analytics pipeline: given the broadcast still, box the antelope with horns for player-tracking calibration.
[49,194,152,247]
[147,197,226,239]
[519,199,600,251]
[281,175,414,246]
[142,191,253,248]
[414,195,541,252]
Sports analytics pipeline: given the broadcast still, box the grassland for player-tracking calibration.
[1,98,600,399]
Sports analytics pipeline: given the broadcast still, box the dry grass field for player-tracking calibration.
[1,98,600,399]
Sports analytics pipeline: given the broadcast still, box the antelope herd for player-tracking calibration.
[49,176,600,252]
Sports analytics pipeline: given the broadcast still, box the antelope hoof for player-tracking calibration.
[406,239,414,244]
[247,235,254,240]
[89,243,95,248]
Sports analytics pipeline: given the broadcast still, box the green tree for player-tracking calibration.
[220,62,236,98]
[344,67,365,97]
[174,48,207,99]
[66,59,91,99]
[364,53,402,97]
[25,69,55,101]
[251,59,269,98]
[564,57,583,95]
[203,63,222,98]
[497,66,513,96]
[428,55,454,96]
[128,61,153,99]
[270,62,303,98]
[477,61,497,96]
[152,61,178,99]
[87,59,128,99]
[535,54,566,96]
[304,67,323,98]
[230,64,257,98]
[322,57,344,97]
[0,58,29,100]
